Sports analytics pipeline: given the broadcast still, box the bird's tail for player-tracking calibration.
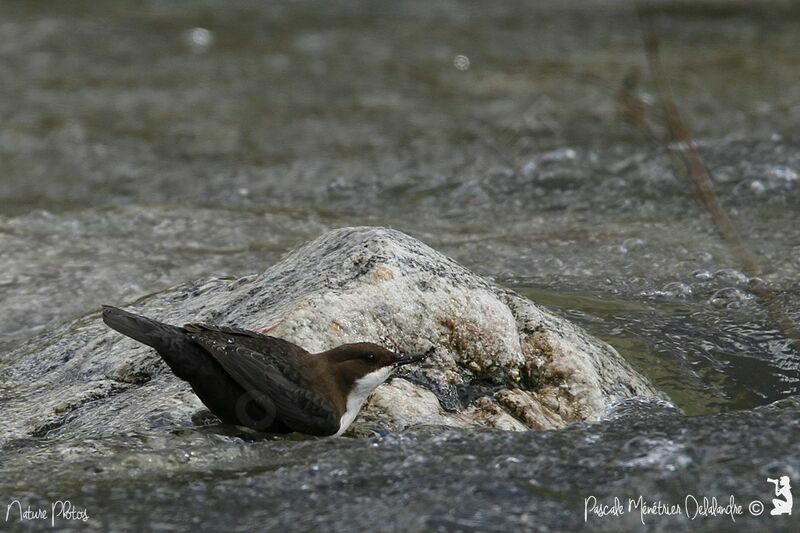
[102,305,185,353]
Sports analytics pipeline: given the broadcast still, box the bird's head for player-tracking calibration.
[322,342,432,393]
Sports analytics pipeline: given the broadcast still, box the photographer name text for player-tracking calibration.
[584,494,753,524]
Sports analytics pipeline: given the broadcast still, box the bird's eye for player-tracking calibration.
[366,353,375,361]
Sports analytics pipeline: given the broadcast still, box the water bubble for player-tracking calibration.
[709,287,753,309]
[692,269,714,281]
[453,54,470,71]
[713,268,748,286]
[120,281,144,296]
[620,238,645,254]
[185,27,214,53]
[660,282,693,300]
[543,256,564,270]
[750,180,766,194]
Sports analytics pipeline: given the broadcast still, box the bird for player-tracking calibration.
[101,305,431,436]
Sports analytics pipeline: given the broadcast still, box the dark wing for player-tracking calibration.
[186,323,302,355]
[184,324,340,436]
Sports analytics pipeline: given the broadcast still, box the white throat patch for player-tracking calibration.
[335,366,393,436]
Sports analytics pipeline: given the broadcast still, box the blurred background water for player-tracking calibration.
[1,0,799,530]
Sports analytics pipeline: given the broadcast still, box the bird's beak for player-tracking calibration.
[393,347,435,367]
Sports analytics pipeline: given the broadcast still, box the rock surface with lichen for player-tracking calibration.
[2,227,666,444]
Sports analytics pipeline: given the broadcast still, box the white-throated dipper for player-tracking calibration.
[102,306,431,436]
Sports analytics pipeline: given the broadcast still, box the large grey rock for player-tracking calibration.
[2,227,665,444]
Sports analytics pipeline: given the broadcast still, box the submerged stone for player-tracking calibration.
[2,227,666,443]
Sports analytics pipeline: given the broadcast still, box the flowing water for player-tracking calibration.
[1,1,799,531]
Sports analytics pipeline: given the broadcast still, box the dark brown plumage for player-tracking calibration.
[102,306,430,436]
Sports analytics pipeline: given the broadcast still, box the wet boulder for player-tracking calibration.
[2,227,665,443]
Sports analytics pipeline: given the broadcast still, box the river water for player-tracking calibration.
[1,1,798,531]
